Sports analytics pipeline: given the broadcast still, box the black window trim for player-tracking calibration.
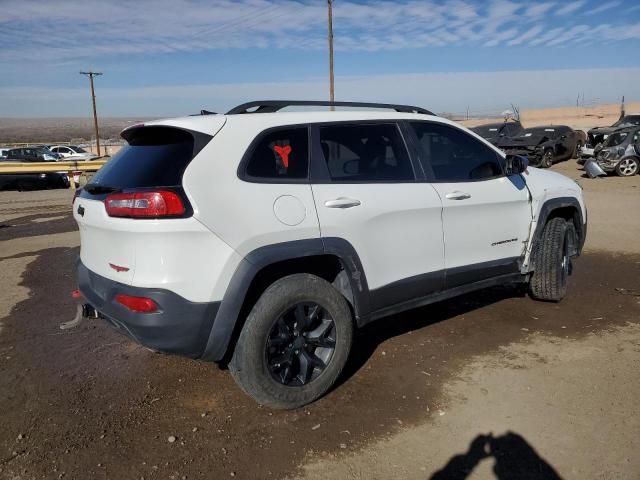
[237,123,312,184]
[309,119,422,184]
[406,119,507,184]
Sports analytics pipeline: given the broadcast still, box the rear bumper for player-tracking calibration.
[77,261,219,358]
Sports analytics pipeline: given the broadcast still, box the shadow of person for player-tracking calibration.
[430,431,563,480]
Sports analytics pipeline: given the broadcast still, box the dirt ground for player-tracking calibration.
[0,160,639,480]
[461,101,640,130]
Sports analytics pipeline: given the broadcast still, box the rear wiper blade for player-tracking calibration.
[84,184,120,194]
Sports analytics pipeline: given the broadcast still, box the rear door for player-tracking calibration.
[407,121,532,288]
[310,122,444,311]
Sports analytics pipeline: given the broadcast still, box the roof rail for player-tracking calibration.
[226,100,435,116]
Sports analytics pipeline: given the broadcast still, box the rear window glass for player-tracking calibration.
[319,123,414,182]
[244,127,309,180]
[88,127,196,189]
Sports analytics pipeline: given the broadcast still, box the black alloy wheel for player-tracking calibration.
[266,302,336,386]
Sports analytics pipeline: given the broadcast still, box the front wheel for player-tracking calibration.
[615,157,639,177]
[229,273,353,409]
[540,150,554,168]
[572,141,583,159]
[529,218,573,302]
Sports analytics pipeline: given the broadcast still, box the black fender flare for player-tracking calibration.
[531,197,586,260]
[200,237,371,362]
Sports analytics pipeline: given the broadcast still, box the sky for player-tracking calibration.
[1,0,640,117]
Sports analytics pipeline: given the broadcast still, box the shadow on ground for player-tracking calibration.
[430,431,563,480]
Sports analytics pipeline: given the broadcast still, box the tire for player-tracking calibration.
[615,157,639,177]
[229,273,353,409]
[572,141,583,159]
[541,150,554,168]
[529,218,572,302]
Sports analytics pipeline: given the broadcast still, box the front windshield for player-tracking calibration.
[613,116,640,127]
[605,131,629,146]
[34,147,54,154]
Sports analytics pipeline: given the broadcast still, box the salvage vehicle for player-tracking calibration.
[585,114,640,151]
[471,120,523,146]
[592,125,640,177]
[498,125,586,168]
[71,100,587,409]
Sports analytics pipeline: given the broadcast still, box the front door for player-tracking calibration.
[407,121,532,289]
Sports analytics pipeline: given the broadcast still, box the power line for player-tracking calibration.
[79,71,103,157]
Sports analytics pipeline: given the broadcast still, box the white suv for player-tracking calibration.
[73,101,587,409]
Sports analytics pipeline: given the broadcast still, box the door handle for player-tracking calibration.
[445,191,471,200]
[324,197,361,209]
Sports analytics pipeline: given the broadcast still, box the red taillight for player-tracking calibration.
[115,294,158,313]
[104,191,185,218]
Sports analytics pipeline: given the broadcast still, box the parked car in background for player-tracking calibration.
[7,146,61,161]
[498,125,586,168]
[471,120,524,146]
[48,145,98,161]
[593,125,640,177]
[0,151,70,190]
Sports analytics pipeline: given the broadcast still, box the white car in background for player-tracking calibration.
[48,145,98,160]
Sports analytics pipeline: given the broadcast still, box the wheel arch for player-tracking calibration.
[201,238,371,363]
[531,197,585,261]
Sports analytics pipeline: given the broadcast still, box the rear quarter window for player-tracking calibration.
[241,127,309,182]
[88,126,209,189]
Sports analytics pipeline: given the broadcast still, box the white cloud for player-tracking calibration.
[0,0,637,66]
[586,1,621,15]
[556,1,587,15]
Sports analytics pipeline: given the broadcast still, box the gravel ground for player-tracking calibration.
[0,160,638,480]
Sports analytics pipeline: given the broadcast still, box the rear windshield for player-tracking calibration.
[88,127,197,189]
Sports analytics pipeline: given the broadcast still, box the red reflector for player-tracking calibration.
[105,191,185,218]
[71,289,81,299]
[115,294,158,313]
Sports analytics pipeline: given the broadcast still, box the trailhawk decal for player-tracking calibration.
[491,238,518,247]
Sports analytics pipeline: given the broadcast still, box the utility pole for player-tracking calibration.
[327,0,335,109]
[80,71,103,156]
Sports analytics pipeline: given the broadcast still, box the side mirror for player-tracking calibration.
[505,154,528,175]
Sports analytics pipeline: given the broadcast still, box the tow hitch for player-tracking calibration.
[60,290,100,330]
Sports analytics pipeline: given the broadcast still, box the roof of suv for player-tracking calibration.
[138,100,441,137]
[144,110,442,137]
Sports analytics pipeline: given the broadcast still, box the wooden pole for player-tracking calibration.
[80,71,103,156]
[328,0,335,110]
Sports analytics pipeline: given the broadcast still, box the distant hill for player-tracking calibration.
[0,117,155,144]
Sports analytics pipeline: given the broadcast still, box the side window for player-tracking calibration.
[244,127,308,180]
[410,121,503,182]
[318,123,414,182]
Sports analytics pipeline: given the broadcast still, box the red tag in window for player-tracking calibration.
[273,145,292,168]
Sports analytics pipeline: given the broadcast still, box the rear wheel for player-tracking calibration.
[541,150,554,168]
[229,273,353,409]
[529,218,572,302]
[615,157,639,177]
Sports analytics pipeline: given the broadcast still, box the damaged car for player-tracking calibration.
[498,125,586,168]
[582,114,640,160]
[471,120,524,146]
[592,125,640,177]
